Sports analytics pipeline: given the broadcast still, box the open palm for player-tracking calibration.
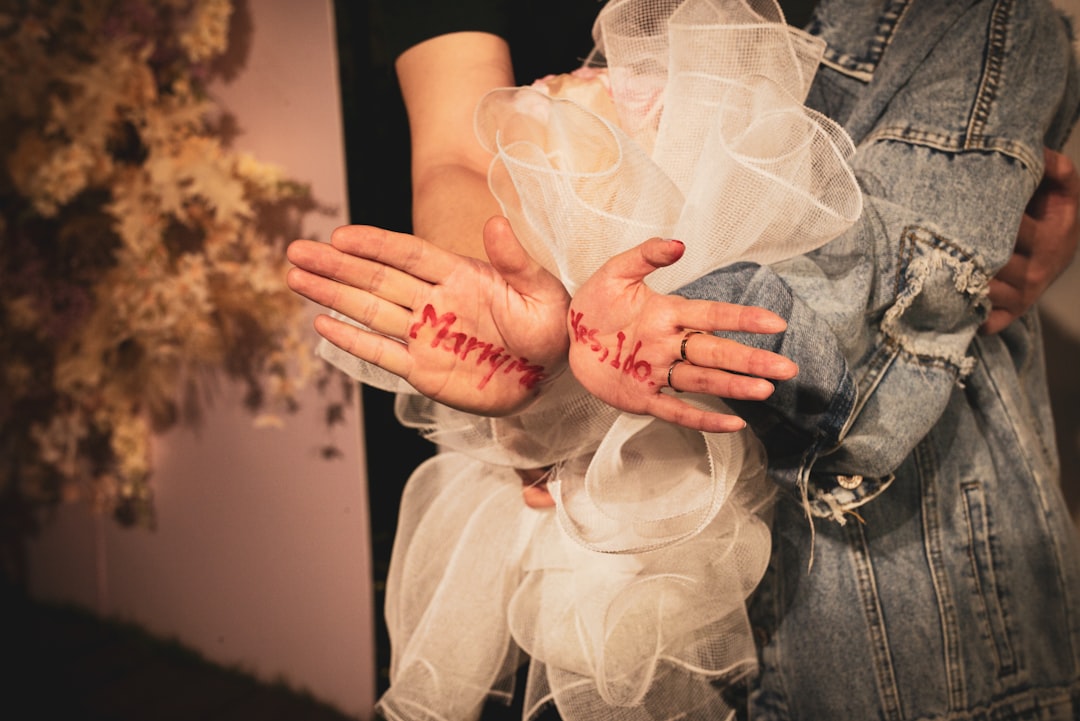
[287,217,570,416]
[568,238,798,433]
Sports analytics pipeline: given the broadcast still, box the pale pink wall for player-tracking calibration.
[25,1,376,717]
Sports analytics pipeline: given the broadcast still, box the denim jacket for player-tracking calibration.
[679,1,1080,718]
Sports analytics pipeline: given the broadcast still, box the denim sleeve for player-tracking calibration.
[678,0,1079,518]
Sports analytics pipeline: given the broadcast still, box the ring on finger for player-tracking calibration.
[667,359,684,392]
[680,330,704,363]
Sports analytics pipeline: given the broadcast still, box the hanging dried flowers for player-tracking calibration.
[0,0,344,530]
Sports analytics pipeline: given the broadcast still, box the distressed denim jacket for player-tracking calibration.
[678,1,1080,718]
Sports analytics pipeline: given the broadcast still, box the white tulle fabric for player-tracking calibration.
[476,0,859,295]
[318,1,862,719]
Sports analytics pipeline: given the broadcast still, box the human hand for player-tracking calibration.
[982,147,1079,334]
[516,466,555,508]
[286,216,571,416]
[567,238,798,433]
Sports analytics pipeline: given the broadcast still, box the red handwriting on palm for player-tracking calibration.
[287,217,570,416]
[567,238,798,433]
[568,309,653,384]
[408,303,547,390]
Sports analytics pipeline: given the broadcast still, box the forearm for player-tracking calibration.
[396,32,514,260]
[410,162,502,260]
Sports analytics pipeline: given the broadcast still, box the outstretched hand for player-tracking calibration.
[286,216,571,416]
[982,147,1079,334]
[567,238,798,433]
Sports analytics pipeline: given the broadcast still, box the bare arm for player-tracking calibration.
[395,32,514,259]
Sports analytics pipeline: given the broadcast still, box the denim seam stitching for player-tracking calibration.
[916,440,967,711]
[814,0,911,82]
[959,481,1019,678]
[862,126,1042,175]
[906,683,1079,721]
[849,521,906,720]
[850,342,898,423]
[964,0,1012,147]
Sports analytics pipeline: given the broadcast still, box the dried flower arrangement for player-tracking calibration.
[0,0,345,530]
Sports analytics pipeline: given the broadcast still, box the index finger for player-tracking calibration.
[645,393,748,434]
[328,225,464,284]
[672,296,788,335]
[287,238,426,311]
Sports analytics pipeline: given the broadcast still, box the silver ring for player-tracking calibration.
[680,331,703,362]
[667,359,684,392]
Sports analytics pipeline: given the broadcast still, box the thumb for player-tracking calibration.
[483,216,556,295]
[602,237,686,284]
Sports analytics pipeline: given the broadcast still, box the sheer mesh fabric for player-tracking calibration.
[318,1,862,719]
[375,449,774,721]
[477,0,860,295]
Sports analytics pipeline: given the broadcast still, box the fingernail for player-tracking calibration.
[761,316,787,333]
[665,238,684,247]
